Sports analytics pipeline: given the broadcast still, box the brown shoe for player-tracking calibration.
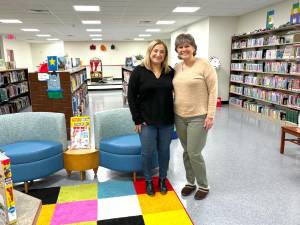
[194,188,209,200]
[181,184,196,196]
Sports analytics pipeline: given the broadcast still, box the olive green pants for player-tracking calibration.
[175,114,208,188]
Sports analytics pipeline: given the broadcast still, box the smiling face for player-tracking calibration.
[150,44,166,65]
[176,43,195,61]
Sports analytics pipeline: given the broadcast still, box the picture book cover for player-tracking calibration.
[70,116,90,149]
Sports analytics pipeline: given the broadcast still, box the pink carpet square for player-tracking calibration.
[50,200,97,225]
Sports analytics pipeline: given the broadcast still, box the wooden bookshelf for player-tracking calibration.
[229,25,300,125]
[28,67,88,138]
[122,66,134,105]
[0,68,31,115]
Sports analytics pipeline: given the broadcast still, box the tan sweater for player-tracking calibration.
[173,58,218,118]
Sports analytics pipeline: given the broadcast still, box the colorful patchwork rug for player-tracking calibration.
[27,177,193,225]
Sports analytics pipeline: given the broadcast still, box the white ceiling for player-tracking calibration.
[0,0,285,42]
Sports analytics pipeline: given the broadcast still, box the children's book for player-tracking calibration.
[70,116,90,149]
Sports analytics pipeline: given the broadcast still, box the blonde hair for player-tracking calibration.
[142,39,170,74]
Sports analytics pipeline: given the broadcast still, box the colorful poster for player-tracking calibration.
[70,116,90,149]
[0,153,17,224]
[290,0,300,24]
[47,73,63,99]
[266,10,274,29]
[47,56,58,71]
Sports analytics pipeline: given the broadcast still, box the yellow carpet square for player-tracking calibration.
[57,183,97,203]
[37,204,56,225]
[138,191,182,214]
[143,209,193,225]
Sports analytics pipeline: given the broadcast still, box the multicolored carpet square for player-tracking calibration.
[27,177,193,225]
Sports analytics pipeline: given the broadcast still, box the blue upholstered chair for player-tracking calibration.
[94,108,157,180]
[0,112,67,192]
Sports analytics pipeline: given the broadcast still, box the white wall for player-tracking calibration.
[209,17,238,101]
[170,18,210,66]
[30,41,64,71]
[64,41,149,78]
[237,0,290,33]
[3,39,33,71]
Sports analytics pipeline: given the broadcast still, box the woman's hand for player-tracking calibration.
[204,116,214,131]
[135,124,142,133]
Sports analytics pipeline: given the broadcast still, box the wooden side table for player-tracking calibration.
[280,126,300,154]
[64,149,99,180]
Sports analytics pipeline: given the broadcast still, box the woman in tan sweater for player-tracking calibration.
[173,33,218,200]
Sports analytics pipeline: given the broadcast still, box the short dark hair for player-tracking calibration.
[175,33,197,56]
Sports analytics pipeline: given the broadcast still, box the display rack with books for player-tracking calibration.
[29,67,88,138]
[122,66,134,105]
[230,24,300,125]
[0,68,31,115]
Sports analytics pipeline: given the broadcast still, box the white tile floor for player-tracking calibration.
[16,90,300,225]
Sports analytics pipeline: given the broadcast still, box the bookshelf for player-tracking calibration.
[229,24,300,125]
[0,68,31,115]
[28,67,88,138]
[122,66,134,105]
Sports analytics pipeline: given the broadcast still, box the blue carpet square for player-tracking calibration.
[98,180,136,198]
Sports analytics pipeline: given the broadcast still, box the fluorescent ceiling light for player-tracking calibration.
[134,38,144,41]
[91,38,102,41]
[0,19,22,24]
[139,34,152,37]
[145,29,160,32]
[86,29,102,32]
[73,5,100,12]
[21,28,39,32]
[82,20,101,24]
[89,34,102,37]
[172,7,200,13]
[36,34,51,37]
[47,38,59,41]
[156,20,175,25]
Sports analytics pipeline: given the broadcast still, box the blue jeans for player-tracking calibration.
[139,124,174,181]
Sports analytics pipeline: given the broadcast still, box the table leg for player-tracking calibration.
[280,129,285,154]
[80,171,86,181]
[93,167,98,177]
[66,170,72,177]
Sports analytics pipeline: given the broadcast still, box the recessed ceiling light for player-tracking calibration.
[36,34,51,37]
[21,28,40,32]
[139,34,152,37]
[156,20,175,25]
[47,38,59,41]
[0,19,22,24]
[172,7,200,13]
[89,34,102,37]
[134,38,144,41]
[91,38,102,41]
[82,20,101,25]
[86,29,102,32]
[73,5,100,12]
[145,29,160,32]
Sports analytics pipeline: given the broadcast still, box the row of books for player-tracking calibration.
[232,35,294,49]
[72,86,88,116]
[231,63,264,71]
[230,97,299,123]
[231,74,300,92]
[230,85,243,94]
[242,86,300,108]
[0,96,30,115]
[264,62,288,73]
[0,82,29,102]
[0,70,26,86]
[70,70,87,93]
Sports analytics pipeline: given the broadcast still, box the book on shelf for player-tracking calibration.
[282,46,294,59]
[70,116,90,149]
[0,152,17,224]
[0,59,6,71]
